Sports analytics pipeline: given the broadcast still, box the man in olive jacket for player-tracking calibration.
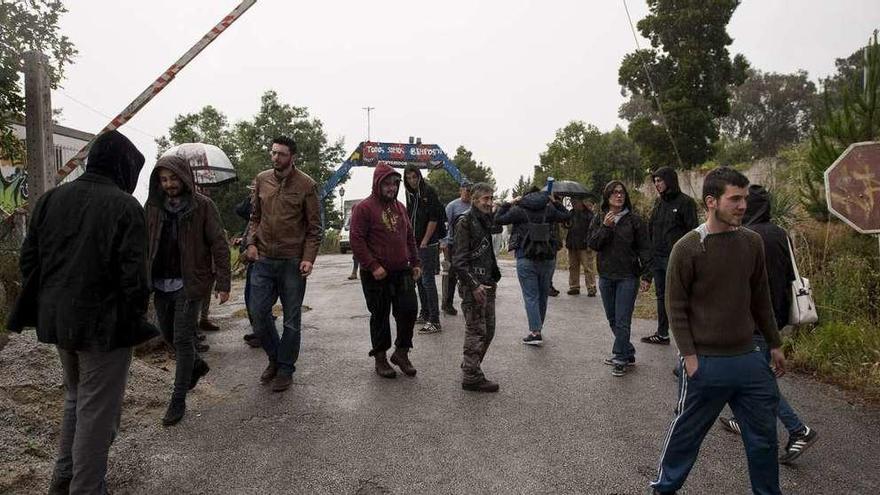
[146,155,231,426]
[8,130,157,495]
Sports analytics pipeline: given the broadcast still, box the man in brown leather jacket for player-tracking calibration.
[244,136,322,392]
[146,155,231,426]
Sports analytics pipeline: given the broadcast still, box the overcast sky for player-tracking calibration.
[51,0,880,203]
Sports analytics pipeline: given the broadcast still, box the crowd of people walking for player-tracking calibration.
[7,131,818,494]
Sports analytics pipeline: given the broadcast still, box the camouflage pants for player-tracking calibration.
[460,285,496,384]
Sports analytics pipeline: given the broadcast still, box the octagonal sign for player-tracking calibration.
[824,141,880,234]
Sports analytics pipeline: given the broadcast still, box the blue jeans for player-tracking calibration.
[516,257,555,332]
[654,256,669,338]
[249,257,307,376]
[753,334,805,435]
[653,351,781,494]
[598,277,638,363]
[416,245,440,324]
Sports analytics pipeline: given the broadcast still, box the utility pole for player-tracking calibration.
[23,51,54,211]
[362,106,375,141]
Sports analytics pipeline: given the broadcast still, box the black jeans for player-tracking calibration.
[654,256,669,338]
[154,289,203,401]
[360,268,418,356]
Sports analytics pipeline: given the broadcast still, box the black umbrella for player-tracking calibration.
[541,180,589,197]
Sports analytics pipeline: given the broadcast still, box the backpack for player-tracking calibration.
[521,208,555,260]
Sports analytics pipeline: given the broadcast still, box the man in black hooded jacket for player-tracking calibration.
[643,166,698,345]
[404,164,445,333]
[8,130,157,495]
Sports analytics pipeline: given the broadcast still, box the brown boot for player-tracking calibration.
[374,352,397,379]
[390,347,417,377]
[260,361,278,384]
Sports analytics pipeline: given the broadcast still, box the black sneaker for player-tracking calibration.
[611,363,627,377]
[462,379,500,393]
[522,333,543,346]
[603,357,635,367]
[779,426,818,464]
[549,287,560,297]
[718,416,742,435]
[441,305,458,316]
[641,334,671,345]
[195,342,210,353]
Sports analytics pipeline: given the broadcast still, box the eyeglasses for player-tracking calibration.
[611,190,626,196]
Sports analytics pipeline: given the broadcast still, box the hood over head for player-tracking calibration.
[148,155,196,204]
[651,166,681,197]
[85,130,145,193]
[600,180,634,212]
[744,184,772,225]
[519,190,550,211]
[372,163,402,202]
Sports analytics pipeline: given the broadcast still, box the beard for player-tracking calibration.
[714,209,743,228]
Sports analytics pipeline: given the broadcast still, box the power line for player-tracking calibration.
[621,0,685,170]
[55,90,160,141]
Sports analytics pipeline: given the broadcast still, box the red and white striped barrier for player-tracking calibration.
[55,0,258,183]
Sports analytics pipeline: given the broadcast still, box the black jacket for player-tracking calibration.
[588,185,652,281]
[744,185,795,330]
[404,165,445,246]
[648,167,699,258]
[495,191,570,255]
[565,207,594,250]
[452,208,501,291]
[8,131,158,351]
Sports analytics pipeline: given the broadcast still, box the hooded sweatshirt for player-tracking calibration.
[145,155,231,300]
[403,164,444,245]
[648,167,699,259]
[9,130,159,351]
[743,185,796,330]
[350,163,421,273]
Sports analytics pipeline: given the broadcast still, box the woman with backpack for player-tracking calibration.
[588,180,653,377]
[495,187,570,346]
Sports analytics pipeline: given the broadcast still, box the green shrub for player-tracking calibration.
[320,229,340,255]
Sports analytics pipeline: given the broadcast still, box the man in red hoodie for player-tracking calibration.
[350,164,422,378]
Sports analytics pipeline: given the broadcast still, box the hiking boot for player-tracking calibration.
[195,342,210,353]
[246,336,262,348]
[603,357,635,367]
[199,319,220,332]
[587,286,597,297]
[522,333,543,346]
[271,373,293,392]
[780,426,818,464]
[347,271,359,280]
[441,304,458,316]
[549,286,560,297]
[260,361,278,384]
[641,334,671,345]
[418,322,441,334]
[374,352,397,379]
[162,398,186,426]
[611,363,627,377]
[567,288,580,295]
[462,379,500,393]
[390,348,417,377]
[718,416,743,435]
[189,359,210,390]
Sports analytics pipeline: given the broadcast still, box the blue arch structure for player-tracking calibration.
[319,141,464,225]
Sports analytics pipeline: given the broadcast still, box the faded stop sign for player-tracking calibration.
[824,141,880,234]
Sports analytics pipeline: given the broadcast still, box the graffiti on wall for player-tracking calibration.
[0,158,28,214]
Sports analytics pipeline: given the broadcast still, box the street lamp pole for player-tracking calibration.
[362,106,375,141]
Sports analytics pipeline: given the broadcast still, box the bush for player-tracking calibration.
[320,228,340,255]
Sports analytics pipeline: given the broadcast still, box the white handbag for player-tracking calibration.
[787,236,818,326]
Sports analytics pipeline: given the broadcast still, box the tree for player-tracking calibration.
[156,91,346,232]
[618,0,748,168]
[426,145,495,205]
[534,122,644,199]
[803,33,880,221]
[511,174,534,199]
[720,69,819,157]
[0,0,77,161]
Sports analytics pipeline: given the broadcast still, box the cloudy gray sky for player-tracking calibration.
[51,0,880,203]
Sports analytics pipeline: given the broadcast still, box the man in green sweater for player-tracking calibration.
[650,167,786,495]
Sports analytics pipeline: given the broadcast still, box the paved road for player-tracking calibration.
[110,254,880,494]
